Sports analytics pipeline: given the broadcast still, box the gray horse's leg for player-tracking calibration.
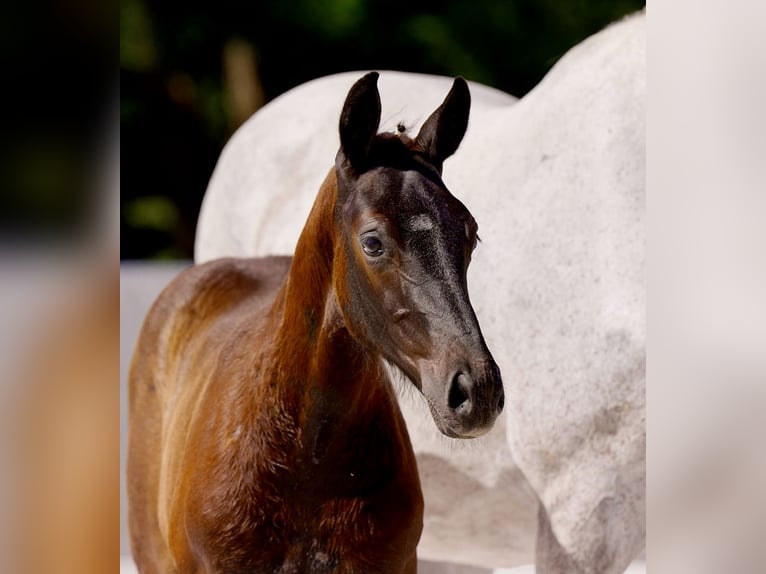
[535,502,579,574]
[536,499,642,574]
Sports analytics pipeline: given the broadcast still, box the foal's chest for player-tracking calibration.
[184,413,423,573]
[192,478,422,573]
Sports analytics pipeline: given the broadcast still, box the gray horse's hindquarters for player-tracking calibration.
[195,11,645,573]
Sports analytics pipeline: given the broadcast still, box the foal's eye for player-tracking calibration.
[361,236,384,257]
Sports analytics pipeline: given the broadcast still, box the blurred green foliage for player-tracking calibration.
[121,0,644,259]
[0,0,113,246]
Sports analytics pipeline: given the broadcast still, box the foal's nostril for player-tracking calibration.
[448,372,472,414]
[497,392,505,412]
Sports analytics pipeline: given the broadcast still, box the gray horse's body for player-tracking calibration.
[196,11,645,573]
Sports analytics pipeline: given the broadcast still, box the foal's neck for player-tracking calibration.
[269,170,384,408]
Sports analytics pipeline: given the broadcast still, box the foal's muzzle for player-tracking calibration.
[440,360,504,438]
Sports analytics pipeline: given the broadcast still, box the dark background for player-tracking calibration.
[121,0,644,259]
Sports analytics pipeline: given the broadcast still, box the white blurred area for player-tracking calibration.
[649,0,766,573]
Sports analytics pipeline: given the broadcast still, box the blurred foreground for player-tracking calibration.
[0,254,118,574]
[648,2,766,572]
[0,107,118,573]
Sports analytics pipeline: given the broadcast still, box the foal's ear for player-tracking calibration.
[415,77,471,172]
[339,71,382,172]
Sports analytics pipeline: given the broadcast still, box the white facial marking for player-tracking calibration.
[409,214,434,232]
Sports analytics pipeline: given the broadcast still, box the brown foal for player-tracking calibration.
[128,72,503,573]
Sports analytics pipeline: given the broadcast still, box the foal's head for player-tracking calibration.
[332,72,503,438]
